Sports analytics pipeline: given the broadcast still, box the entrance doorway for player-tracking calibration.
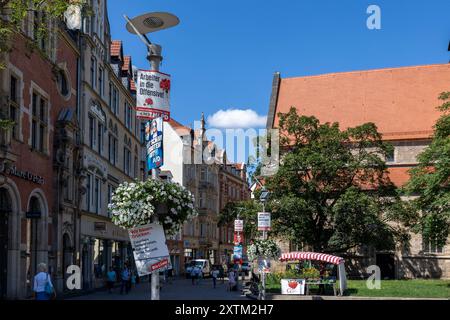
[0,188,11,299]
[26,196,42,296]
[376,253,395,280]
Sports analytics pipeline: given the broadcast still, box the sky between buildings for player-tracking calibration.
[108,0,450,163]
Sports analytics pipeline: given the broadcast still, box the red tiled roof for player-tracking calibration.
[271,64,449,141]
[130,78,136,92]
[122,56,131,72]
[111,40,122,57]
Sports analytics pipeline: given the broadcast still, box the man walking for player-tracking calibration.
[106,267,116,293]
[120,264,131,295]
[211,267,219,289]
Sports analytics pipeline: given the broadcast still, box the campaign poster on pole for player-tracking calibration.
[258,212,271,231]
[136,70,171,121]
[234,219,243,232]
[233,245,243,262]
[233,232,244,245]
[128,223,170,276]
[145,117,164,171]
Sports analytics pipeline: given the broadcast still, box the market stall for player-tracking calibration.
[279,252,347,296]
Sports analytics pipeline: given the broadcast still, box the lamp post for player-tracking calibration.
[258,188,270,300]
[124,11,179,301]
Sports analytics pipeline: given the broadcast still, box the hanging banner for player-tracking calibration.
[145,117,164,171]
[128,223,170,277]
[258,212,271,231]
[234,219,243,232]
[233,232,244,245]
[233,245,243,262]
[136,70,171,121]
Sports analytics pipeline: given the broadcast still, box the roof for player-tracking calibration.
[269,63,450,141]
[130,78,136,92]
[110,40,122,58]
[122,56,131,72]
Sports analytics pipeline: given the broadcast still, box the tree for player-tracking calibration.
[406,92,450,249]
[218,200,263,241]
[266,107,410,253]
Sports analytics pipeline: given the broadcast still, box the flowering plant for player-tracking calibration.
[108,179,197,235]
[247,239,281,261]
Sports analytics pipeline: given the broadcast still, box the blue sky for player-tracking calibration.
[108,0,450,162]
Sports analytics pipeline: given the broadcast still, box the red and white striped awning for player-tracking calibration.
[279,252,344,265]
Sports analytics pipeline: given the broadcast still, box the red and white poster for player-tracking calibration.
[233,232,244,245]
[136,70,171,121]
[281,279,306,295]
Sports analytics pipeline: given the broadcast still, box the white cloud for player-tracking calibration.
[207,109,267,129]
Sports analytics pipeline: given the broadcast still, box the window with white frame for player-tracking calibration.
[422,236,444,254]
[108,133,118,166]
[124,102,132,130]
[31,91,47,153]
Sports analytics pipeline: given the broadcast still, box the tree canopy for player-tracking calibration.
[406,92,450,249]
[265,107,410,253]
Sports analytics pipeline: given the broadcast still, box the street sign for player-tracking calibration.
[258,212,271,231]
[234,219,243,232]
[145,117,164,170]
[128,223,170,277]
[136,70,171,121]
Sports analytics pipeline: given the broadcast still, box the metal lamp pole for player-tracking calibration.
[124,13,178,301]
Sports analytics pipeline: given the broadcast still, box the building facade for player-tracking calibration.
[266,64,450,279]
[76,2,144,290]
[0,15,79,299]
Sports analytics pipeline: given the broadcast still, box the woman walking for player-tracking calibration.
[32,263,56,300]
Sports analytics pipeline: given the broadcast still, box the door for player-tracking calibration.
[376,253,395,280]
[0,188,11,299]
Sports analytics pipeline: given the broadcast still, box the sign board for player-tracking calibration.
[257,258,271,273]
[258,212,271,231]
[233,232,244,245]
[233,245,243,261]
[94,222,106,231]
[281,279,306,295]
[234,219,243,232]
[26,211,41,219]
[136,70,171,121]
[128,223,170,277]
[145,117,164,171]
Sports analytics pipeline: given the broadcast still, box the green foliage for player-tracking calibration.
[406,92,450,248]
[267,107,407,252]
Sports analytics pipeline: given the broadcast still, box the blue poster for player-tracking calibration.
[233,245,243,261]
[146,117,164,170]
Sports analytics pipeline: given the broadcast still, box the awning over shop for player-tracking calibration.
[280,252,344,265]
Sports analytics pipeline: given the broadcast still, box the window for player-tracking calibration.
[9,75,19,139]
[423,237,443,254]
[98,67,104,97]
[200,167,207,181]
[108,134,118,165]
[124,102,132,130]
[90,57,97,88]
[386,148,395,163]
[134,156,138,178]
[108,82,112,107]
[107,184,115,217]
[57,70,69,97]
[31,92,47,153]
[123,147,131,175]
[110,85,118,115]
[88,115,95,148]
[140,122,146,143]
[97,122,103,154]
[94,177,100,214]
[86,174,92,211]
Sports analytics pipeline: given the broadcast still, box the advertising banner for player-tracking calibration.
[233,232,244,245]
[257,212,271,231]
[233,245,243,261]
[145,117,164,171]
[234,219,243,232]
[128,224,170,277]
[281,279,306,295]
[136,70,171,121]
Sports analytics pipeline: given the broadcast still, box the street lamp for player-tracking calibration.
[124,11,179,301]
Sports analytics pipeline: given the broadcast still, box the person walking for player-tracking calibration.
[106,267,117,293]
[211,267,219,289]
[190,267,197,285]
[32,263,56,300]
[120,265,131,295]
[228,269,236,292]
[196,267,203,285]
[131,271,137,289]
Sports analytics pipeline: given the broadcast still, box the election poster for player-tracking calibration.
[136,70,171,121]
[234,219,243,232]
[281,279,306,295]
[145,117,164,171]
[258,212,271,231]
[128,224,170,276]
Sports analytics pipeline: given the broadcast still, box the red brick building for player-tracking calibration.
[0,22,79,298]
[267,63,450,279]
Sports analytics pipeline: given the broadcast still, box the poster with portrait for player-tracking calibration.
[145,117,164,171]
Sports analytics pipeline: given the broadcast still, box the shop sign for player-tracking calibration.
[281,279,306,295]
[94,222,106,231]
[136,70,171,121]
[4,166,44,185]
[128,223,170,277]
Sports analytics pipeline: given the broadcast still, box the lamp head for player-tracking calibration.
[126,12,180,35]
